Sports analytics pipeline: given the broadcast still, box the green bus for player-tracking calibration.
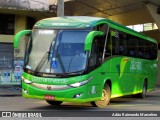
[14,16,158,108]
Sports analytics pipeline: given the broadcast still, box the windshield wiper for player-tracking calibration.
[35,51,49,74]
[55,50,67,77]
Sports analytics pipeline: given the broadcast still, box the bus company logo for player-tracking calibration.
[52,23,69,26]
[32,77,68,84]
[47,85,52,90]
[130,59,142,71]
[119,58,129,79]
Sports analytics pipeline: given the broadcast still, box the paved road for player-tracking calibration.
[0,87,160,112]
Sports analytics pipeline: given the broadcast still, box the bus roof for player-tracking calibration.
[34,16,157,43]
[34,16,105,29]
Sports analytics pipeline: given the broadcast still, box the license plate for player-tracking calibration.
[44,95,55,100]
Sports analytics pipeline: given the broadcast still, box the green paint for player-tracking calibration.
[111,31,116,37]
[119,58,129,79]
[35,17,105,29]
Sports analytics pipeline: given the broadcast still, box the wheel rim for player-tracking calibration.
[95,89,110,108]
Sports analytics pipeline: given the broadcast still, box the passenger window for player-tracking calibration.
[105,32,111,58]
[144,42,151,59]
[137,40,144,58]
[111,30,120,55]
[119,33,128,56]
[105,30,127,57]
[151,43,158,60]
[128,36,137,57]
[89,38,104,67]
[93,24,108,33]
[97,36,105,63]
[103,28,157,60]
[89,40,97,67]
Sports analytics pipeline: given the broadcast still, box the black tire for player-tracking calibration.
[133,81,147,98]
[46,100,62,106]
[138,81,147,98]
[91,84,110,108]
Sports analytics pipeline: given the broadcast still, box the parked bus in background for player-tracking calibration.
[14,16,158,108]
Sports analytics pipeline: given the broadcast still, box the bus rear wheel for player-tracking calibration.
[133,80,147,98]
[91,84,110,108]
[46,100,62,106]
[138,81,147,98]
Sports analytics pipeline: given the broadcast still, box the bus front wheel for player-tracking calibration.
[91,84,110,108]
[46,100,62,106]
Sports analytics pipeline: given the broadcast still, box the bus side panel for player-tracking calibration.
[103,56,158,98]
[143,60,158,91]
[104,57,129,97]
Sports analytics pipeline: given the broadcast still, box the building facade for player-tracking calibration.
[0,0,54,93]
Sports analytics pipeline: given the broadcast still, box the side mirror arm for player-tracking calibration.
[14,30,32,48]
[84,31,104,51]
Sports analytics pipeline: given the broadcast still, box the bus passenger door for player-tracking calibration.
[87,36,106,98]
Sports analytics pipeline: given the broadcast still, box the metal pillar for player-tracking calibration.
[57,0,64,17]
[146,3,160,86]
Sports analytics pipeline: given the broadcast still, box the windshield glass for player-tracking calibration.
[25,29,89,75]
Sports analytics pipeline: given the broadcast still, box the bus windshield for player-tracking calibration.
[25,29,89,76]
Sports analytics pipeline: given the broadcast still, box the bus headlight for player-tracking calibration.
[68,77,93,88]
[22,76,32,84]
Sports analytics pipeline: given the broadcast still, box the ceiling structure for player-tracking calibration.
[49,0,160,25]
[65,0,146,16]
[49,0,160,41]
[63,0,160,18]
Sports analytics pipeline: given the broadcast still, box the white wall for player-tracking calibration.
[28,0,49,10]
[0,0,49,10]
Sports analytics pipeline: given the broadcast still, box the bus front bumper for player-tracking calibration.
[22,82,101,103]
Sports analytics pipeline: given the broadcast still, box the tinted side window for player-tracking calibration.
[104,28,157,60]
[89,38,105,67]
[128,35,137,57]
[111,30,120,55]
[105,32,111,58]
[137,39,157,60]
[137,39,144,59]
[151,43,158,60]
[144,42,151,59]
[119,33,127,56]
[88,40,98,67]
